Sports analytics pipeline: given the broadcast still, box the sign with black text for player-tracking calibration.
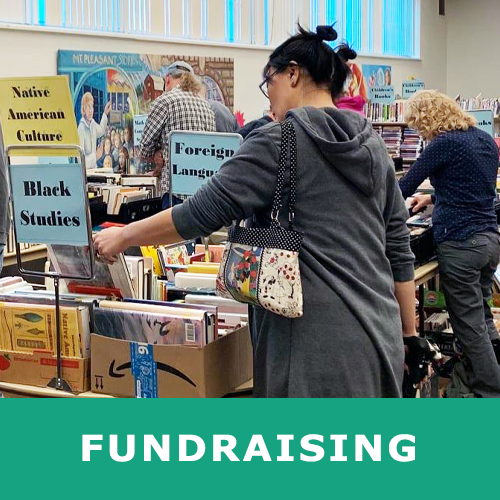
[9,163,89,246]
[0,76,79,156]
[402,80,425,99]
[169,131,242,197]
[469,109,494,137]
[371,85,395,104]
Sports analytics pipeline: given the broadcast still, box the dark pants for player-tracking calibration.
[437,232,500,398]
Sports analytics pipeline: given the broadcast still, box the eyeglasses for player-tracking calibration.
[259,69,279,99]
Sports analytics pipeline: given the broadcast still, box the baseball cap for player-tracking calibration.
[165,61,195,76]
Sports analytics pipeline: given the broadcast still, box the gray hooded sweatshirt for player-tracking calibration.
[173,107,414,398]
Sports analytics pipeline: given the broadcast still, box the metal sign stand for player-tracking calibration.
[167,130,243,263]
[5,144,95,393]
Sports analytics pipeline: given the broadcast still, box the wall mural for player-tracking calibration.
[57,50,235,174]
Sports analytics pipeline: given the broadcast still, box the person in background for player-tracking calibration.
[77,92,112,169]
[112,131,123,166]
[102,154,114,171]
[123,125,134,156]
[0,141,8,273]
[95,25,416,398]
[400,89,500,398]
[139,61,215,199]
[97,137,114,168]
[200,83,239,133]
[238,109,275,139]
[117,147,129,174]
[335,45,366,116]
[385,69,392,86]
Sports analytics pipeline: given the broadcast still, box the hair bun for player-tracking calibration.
[336,44,357,61]
[315,25,338,42]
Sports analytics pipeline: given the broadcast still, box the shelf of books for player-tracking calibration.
[3,223,47,268]
[364,102,425,168]
[371,122,424,166]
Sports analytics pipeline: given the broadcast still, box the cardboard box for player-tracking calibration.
[0,350,90,393]
[91,325,253,398]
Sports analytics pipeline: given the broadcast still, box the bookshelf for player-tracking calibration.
[371,122,424,166]
[3,245,47,268]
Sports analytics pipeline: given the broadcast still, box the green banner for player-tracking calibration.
[0,400,496,498]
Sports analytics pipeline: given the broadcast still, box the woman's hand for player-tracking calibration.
[93,226,129,263]
[411,194,433,212]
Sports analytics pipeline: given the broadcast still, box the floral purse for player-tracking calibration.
[216,119,304,319]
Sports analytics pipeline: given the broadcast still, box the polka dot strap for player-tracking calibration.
[271,119,298,229]
[228,224,303,252]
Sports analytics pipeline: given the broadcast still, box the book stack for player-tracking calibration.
[0,277,33,294]
[0,298,91,358]
[401,128,424,163]
[424,312,450,332]
[121,176,158,198]
[380,126,403,158]
[47,244,136,299]
[94,300,218,347]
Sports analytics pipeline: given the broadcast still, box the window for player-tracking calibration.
[323,0,419,58]
[382,0,419,58]
[0,1,419,57]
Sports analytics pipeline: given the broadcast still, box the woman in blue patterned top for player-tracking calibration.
[400,90,500,398]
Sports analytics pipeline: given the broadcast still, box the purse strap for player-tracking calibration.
[271,119,298,229]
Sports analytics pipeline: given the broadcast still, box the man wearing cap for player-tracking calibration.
[139,61,216,199]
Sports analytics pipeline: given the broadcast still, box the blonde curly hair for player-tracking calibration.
[178,72,203,95]
[404,90,477,141]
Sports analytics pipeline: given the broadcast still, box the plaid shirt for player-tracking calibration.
[139,87,216,195]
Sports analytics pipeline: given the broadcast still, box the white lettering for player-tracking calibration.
[213,435,240,462]
[82,435,103,461]
[330,435,348,462]
[243,435,272,462]
[300,435,324,462]
[277,435,294,462]
[179,435,206,462]
[389,435,416,462]
[355,435,381,462]
[144,435,170,462]
[110,435,135,463]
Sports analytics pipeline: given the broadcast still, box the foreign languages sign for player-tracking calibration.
[9,163,89,246]
[402,80,425,99]
[0,76,79,156]
[469,109,494,137]
[169,131,242,197]
[371,86,395,104]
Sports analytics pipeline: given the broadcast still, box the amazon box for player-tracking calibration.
[91,325,253,398]
[0,350,90,393]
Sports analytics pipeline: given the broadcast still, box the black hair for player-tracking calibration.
[263,24,356,99]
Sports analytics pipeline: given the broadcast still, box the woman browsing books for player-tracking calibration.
[400,90,500,398]
[95,25,416,398]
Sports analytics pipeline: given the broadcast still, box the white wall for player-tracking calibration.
[0,0,447,122]
[447,0,498,98]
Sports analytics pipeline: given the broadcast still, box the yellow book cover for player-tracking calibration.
[141,246,162,276]
[0,303,13,351]
[188,264,220,275]
[0,303,81,357]
[1,302,52,354]
[61,308,79,358]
